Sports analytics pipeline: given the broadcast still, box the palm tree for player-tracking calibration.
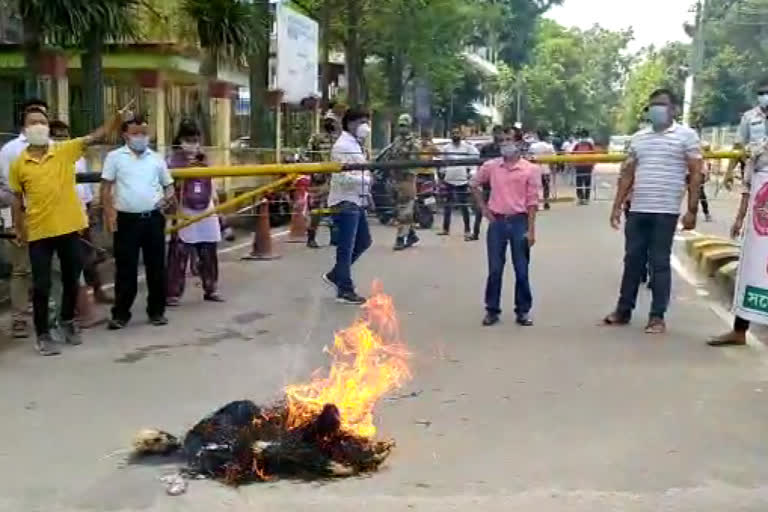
[70,1,141,130]
[182,0,254,144]
[19,0,139,128]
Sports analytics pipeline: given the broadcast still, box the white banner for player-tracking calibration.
[734,170,768,324]
[276,4,319,104]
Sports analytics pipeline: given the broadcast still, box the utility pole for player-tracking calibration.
[516,73,523,126]
[683,0,705,126]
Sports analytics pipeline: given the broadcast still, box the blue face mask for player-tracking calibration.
[647,105,670,128]
[127,135,149,153]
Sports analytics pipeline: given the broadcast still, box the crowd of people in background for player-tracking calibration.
[0,82,755,355]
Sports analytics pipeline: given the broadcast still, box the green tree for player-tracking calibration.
[476,0,564,66]
[500,19,631,140]
[617,42,689,133]
[367,0,482,126]
[19,0,141,128]
[689,0,768,125]
[182,0,267,144]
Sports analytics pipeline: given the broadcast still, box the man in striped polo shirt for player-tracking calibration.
[605,88,703,334]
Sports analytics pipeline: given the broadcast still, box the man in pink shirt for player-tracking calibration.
[470,131,540,327]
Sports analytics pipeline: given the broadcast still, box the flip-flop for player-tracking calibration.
[707,337,747,347]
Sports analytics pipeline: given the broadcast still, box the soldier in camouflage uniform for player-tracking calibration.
[384,113,422,251]
[305,116,339,248]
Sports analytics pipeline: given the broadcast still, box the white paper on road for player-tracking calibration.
[734,170,768,324]
[276,4,319,104]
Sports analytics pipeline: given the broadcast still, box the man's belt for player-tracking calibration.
[491,212,527,221]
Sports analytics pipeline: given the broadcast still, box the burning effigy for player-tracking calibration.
[133,282,411,484]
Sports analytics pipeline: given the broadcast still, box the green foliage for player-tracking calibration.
[616,43,688,133]
[690,0,768,125]
[475,0,564,66]
[181,0,257,62]
[20,0,141,45]
[500,19,632,141]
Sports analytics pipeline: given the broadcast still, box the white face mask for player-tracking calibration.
[181,141,200,155]
[758,93,768,108]
[25,124,49,146]
[355,123,371,141]
[500,143,521,160]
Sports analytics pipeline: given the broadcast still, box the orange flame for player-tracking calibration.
[284,282,411,438]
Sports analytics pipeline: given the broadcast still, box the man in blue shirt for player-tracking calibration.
[101,116,175,329]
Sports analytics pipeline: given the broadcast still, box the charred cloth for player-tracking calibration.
[180,400,393,483]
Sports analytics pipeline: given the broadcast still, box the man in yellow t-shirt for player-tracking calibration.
[9,107,123,356]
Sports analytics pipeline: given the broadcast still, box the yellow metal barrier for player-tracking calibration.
[163,149,746,235]
[167,150,745,179]
[167,174,297,235]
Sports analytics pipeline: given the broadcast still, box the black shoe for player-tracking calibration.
[149,316,168,326]
[108,318,128,330]
[35,333,61,356]
[543,203,551,210]
[516,314,534,327]
[406,231,420,247]
[482,313,500,326]
[336,291,367,305]
[393,237,407,251]
[307,238,320,249]
[468,234,480,241]
[322,272,338,289]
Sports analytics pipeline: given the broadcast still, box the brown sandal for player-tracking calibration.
[707,332,747,347]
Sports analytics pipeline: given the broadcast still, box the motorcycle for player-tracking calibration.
[414,173,437,229]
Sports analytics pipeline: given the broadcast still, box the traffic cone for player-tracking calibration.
[242,199,281,261]
[76,286,107,328]
[286,175,310,243]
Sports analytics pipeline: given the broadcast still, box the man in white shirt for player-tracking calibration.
[438,128,478,238]
[528,130,555,210]
[101,115,175,329]
[0,98,49,339]
[322,108,373,305]
[605,88,702,335]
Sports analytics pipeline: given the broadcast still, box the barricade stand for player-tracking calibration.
[242,199,282,261]
[286,175,310,243]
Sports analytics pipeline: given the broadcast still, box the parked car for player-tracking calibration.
[608,135,631,153]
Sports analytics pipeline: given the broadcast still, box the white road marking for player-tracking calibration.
[670,252,762,350]
[101,229,290,291]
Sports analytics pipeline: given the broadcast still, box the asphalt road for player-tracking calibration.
[1,200,767,512]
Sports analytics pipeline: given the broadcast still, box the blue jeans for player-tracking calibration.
[617,212,678,319]
[328,202,372,294]
[485,215,532,316]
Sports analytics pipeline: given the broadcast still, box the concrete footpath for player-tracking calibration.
[1,202,768,512]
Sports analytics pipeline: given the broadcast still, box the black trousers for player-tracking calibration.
[112,211,167,322]
[617,212,678,319]
[473,186,491,237]
[541,174,551,204]
[29,232,82,336]
[699,183,710,216]
[735,316,750,332]
[576,169,592,201]
[443,183,470,233]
